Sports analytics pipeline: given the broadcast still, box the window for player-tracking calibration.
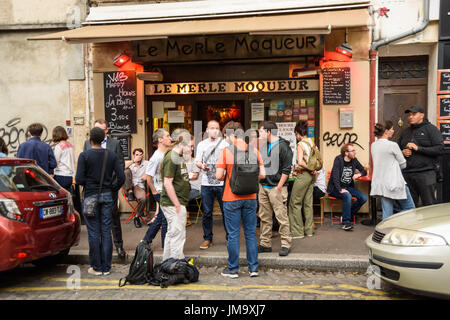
[0,164,59,192]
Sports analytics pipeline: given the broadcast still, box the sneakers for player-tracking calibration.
[102,271,111,276]
[279,247,290,256]
[88,267,102,276]
[221,268,239,279]
[258,245,272,253]
[200,240,212,250]
[342,224,354,231]
[249,270,259,278]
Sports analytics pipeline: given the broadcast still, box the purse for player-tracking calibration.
[83,150,109,218]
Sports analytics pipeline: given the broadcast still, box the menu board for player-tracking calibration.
[111,133,131,160]
[322,67,351,105]
[438,121,450,145]
[104,71,137,134]
[437,69,450,94]
[438,95,450,119]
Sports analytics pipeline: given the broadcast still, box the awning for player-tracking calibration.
[28,8,373,44]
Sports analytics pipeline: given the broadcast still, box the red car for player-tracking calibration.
[0,158,80,272]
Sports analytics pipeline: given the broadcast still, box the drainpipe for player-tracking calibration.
[368,0,430,165]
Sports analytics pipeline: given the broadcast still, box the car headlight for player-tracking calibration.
[381,228,447,246]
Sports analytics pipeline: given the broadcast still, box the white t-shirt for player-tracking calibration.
[195,138,228,186]
[186,159,202,191]
[314,168,327,193]
[145,149,165,193]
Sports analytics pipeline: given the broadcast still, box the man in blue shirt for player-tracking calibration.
[17,123,57,174]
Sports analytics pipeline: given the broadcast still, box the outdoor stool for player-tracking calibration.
[121,188,152,226]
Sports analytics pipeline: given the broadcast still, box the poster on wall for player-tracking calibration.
[168,110,185,123]
[251,103,265,121]
[276,122,297,166]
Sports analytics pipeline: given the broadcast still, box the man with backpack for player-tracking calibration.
[216,121,266,279]
[257,121,293,257]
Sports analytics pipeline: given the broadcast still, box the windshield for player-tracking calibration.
[0,164,60,192]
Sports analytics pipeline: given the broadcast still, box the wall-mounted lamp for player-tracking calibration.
[336,28,353,58]
[113,53,131,67]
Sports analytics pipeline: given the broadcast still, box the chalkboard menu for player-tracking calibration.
[323,67,351,105]
[438,69,450,94]
[104,71,137,134]
[438,122,450,144]
[438,95,450,119]
[111,133,131,160]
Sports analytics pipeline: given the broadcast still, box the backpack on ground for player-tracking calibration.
[227,145,260,195]
[301,140,323,172]
[149,258,199,288]
[118,240,153,287]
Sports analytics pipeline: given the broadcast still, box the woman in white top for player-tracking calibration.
[52,126,75,191]
[370,121,415,220]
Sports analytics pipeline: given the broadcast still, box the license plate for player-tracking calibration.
[40,206,64,219]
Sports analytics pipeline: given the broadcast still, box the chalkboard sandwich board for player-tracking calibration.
[104,71,137,134]
[437,69,450,94]
[438,121,450,145]
[322,67,351,105]
[111,133,131,160]
[438,95,450,119]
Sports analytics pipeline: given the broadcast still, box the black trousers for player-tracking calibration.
[403,170,437,207]
[110,190,123,248]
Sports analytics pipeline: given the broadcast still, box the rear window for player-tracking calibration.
[0,164,60,192]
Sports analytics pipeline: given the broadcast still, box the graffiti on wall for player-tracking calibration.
[322,131,364,150]
[0,118,51,156]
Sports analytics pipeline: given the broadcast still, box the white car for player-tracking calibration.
[366,203,450,299]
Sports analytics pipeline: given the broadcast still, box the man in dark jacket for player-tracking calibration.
[327,143,367,231]
[397,105,444,207]
[257,121,293,256]
[83,119,126,260]
[17,123,57,174]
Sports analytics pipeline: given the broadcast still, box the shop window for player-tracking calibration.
[197,100,243,131]
[152,101,193,138]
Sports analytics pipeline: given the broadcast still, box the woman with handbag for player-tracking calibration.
[52,126,75,191]
[75,127,125,276]
[371,121,415,220]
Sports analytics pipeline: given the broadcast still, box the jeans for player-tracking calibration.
[83,191,114,273]
[380,186,416,220]
[54,175,72,192]
[329,187,367,225]
[223,199,258,272]
[143,193,167,248]
[201,185,226,242]
[189,188,201,201]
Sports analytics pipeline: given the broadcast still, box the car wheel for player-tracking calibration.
[31,248,71,267]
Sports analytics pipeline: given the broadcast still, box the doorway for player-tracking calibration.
[197,100,244,132]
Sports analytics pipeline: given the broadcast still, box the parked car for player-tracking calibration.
[0,158,80,272]
[366,203,450,298]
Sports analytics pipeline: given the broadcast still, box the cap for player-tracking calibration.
[404,105,424,114]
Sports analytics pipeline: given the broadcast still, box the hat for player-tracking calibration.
[404,105,424,114]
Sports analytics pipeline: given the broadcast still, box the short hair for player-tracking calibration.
[132,148,144,155]
[152,128,168,144]
[171,128,191,146]
[259,121,278,134]
[341,143,354,157]
[28,123,44,137]
[0,137,8,155]
[373,121,394,138]
[89,127,105,145]
[223,121,244,139]
[94,119,108,126]
[294,121,308,136]
[52,126,68,143]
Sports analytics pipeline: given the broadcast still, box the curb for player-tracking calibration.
[64,251,370,273]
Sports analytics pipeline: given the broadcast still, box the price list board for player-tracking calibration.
[322,67,351,105]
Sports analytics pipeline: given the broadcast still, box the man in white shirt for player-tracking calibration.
[141,128,172,247]
[195,120,229,250]
[124,148,149,228]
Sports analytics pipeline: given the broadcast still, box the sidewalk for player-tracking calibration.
[66,211,374,273]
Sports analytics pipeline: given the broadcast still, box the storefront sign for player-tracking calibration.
[145,79,319,95]
[133,34,324,62]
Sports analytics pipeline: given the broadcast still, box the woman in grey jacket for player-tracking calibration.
[371,121,415,220]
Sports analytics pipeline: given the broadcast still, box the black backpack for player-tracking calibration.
[227,145,260,195]
[149,258,199,288]
[118,240,153,287]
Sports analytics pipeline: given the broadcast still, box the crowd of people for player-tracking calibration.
[1,103,443,278]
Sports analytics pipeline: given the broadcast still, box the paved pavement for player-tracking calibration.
[66,210,376,272]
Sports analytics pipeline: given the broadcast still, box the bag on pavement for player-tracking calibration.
[118,240,154,287]
[149,258,199,288]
